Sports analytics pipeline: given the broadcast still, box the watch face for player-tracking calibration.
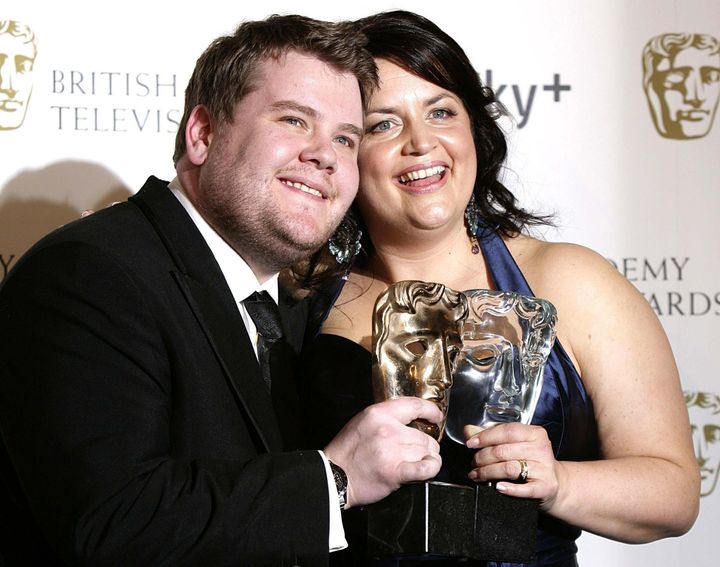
[333,466,347,489]
[330,462,347,508]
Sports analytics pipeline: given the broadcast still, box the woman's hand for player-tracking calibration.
[465,423,562,512]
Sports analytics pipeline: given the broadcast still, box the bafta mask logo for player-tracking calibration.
[372,281,468,441]
[0,19,37,131]
[685,390,720,497]
[642,33,720,140]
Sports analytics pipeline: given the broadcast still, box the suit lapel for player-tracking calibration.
[130,177,283,453]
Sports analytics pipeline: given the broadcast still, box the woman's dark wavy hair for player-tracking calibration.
[295,10,551,292]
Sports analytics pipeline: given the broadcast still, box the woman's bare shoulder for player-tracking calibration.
[506,235,621,296]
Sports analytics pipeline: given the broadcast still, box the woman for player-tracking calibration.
[296,10,699,566]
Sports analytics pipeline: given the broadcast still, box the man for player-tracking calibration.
[0,20,36,131]
[642,32,720,139]
[0,15,442,565]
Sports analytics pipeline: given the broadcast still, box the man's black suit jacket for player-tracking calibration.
[0,177,329,566]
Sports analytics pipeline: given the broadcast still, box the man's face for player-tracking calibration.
[193,51,363,276]
[649,47,720,139]
[376,302,462,439]
[688,403,720,496]
[0,32,36,130]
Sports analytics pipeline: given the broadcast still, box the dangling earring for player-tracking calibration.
[328,215,362,265]
[464,194,481,255]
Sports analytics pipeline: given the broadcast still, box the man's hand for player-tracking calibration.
[324,397,443,509]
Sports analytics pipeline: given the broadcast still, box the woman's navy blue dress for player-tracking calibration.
[298,230,599,566]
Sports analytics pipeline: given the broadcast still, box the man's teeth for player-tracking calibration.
[399,166,446,183]
[284,180,322,198]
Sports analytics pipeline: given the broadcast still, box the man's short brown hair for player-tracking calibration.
[172,14,377,164]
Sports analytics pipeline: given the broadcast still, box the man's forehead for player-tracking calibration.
[250,51,363,124]
[255,50,353,87]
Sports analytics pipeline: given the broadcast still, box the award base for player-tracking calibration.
[367,481,537,562]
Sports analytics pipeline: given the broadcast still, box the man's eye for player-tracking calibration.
[335,135,353,147]
[284,117,302,127]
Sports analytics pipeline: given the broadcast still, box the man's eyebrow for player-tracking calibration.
[339,122,364,139]
[270,100,362,139]
[269,100,319,118]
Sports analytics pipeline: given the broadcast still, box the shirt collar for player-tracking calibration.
[168,177,279,305]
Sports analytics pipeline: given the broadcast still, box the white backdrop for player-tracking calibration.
[1,1,718,565]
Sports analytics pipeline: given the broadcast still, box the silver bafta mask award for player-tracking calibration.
[371,280,468,440]
[445,289,557,445]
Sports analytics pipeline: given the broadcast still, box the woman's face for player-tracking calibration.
[358,59,477,242]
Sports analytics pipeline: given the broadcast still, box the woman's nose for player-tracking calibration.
[401,121,437,156]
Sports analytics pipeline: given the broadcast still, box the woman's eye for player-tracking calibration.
[430,108,453,120]
[368,120,392,133]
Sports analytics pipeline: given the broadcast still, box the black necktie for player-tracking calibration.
[243,290,284,390]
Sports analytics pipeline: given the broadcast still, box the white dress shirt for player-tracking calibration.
[168,178,347,551]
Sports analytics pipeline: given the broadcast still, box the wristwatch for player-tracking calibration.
[329,460,348,510]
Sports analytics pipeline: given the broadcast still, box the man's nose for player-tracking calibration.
[299,133,338,173]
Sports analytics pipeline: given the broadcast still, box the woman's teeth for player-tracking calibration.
[399,165,446,184]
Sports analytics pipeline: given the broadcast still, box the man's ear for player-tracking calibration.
[185,105,214,166]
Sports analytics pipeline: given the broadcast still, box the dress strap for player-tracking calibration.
[477,228,534,296]
[306,276,347,340]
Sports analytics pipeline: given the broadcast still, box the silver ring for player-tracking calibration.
[517,459,529,483]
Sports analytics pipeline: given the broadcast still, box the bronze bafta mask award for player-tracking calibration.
[371,280,467,440]
[445,289,557,444]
